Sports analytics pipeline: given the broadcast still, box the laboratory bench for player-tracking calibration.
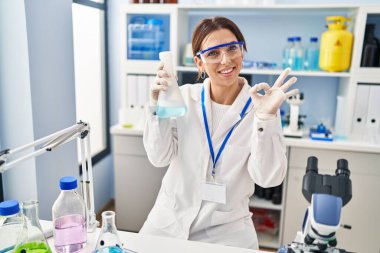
[42,221,268,253]
[110,125,380,252]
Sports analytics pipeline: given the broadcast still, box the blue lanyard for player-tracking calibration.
[201,86,252,177]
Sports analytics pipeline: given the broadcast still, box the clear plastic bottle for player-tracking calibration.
[282,37,294,69]
[291,36,304,71]
[14,200,51,253]
[304,37,320,71]
[52,176,87,253]
[0,200,22,253]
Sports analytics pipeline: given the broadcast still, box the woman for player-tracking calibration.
[140,16,298,249]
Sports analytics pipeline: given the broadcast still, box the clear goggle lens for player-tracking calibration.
[196,41,244,64]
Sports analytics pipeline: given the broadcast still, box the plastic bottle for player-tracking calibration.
[0,200,22,253]
[156,51,187,118]
[304,37,320,71]
[291,36,304,70]
[282,37,294,69]
[361,24,380,67]
[14,200,51,253]
[319,16,353,72]
[52,176,87,253]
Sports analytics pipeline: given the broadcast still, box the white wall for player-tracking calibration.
[0,0,37,202]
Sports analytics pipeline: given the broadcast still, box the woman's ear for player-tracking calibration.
[194,56,203,70]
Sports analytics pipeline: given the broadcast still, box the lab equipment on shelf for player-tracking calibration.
[52,176,87,253]
[361,24,380,67]
[319,16,353,72]
[182,43,195,66]
[0,200,23,253]
[290,36,304,71]
[304,37,320,71]
[14,200,52,253]
[156,51,187,118]
[278,156,352,253]
[127,18,164,60]
[309,123,333,141]
[282,37,294,69]
[283,93,305,138]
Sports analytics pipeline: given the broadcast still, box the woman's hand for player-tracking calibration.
[249,68,299,120]
[150,61,171,107]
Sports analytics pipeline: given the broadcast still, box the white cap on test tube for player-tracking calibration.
[159,51,174,74]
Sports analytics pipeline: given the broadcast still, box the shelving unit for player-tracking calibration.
[115,3,380,250]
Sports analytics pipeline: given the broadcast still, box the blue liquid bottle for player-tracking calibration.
[304,37,320,71]
[291,36,304,71]
[282,37,294,69]
[156,51,187,118]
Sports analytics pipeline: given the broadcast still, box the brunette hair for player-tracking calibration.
[191,17,247,80]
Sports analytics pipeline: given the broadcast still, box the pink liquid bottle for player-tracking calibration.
[52,176,87,253]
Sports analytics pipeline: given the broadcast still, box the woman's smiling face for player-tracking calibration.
[195,28,243,87]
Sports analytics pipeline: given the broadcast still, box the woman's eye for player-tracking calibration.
[206,50,219,57]
[228,45,238,51]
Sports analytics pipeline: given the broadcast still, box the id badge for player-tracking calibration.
[201,181,226,204]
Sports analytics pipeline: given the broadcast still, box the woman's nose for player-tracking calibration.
[220,52,232,65]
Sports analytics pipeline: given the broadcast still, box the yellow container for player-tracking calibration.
[319,16,353,72]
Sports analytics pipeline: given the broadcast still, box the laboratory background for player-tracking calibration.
[1,0,380,252]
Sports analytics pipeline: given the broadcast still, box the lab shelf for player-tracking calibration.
[257,233,281,249]
[176,66,351,78]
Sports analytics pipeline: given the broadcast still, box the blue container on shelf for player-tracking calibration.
[128,18,164,60]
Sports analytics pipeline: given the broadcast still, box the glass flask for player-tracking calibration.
[52,176,87,253]
[14,200,51,253]
[156,51,187,118]
[95,211,124,253]
[0,200,23,253]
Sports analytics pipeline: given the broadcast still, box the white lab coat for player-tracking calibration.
[140,77,287,249]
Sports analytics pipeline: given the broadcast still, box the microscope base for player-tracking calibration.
[278,242,348,253]
[283,127,303,138]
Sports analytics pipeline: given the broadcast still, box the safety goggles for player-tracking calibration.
[196,41,244,64]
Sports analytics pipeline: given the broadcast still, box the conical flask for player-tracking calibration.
[14,200,51,253]
[156,51,187,118]
[95,211,123,253]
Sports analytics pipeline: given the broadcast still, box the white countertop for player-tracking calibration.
[110,125,380,154]
[44,223,268,253]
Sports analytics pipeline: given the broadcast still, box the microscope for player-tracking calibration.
[283,93,306,138]
[278,156,352,253]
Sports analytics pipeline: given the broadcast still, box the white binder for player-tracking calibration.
[127,74,138,110]
[351,84,370,135]
[137,75,149,109]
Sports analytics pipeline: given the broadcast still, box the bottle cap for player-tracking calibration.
[294,36,301,41]
[310,37,318,42]
[60,176,78,190]
[287,37,294,42]
[0,200,20,216]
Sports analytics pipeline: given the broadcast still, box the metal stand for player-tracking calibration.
[0,121,98,232]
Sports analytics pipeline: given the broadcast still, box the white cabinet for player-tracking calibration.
[111,126,167,232]
[283,147,380,253]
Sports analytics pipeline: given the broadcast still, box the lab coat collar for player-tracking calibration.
[191,77,253,142]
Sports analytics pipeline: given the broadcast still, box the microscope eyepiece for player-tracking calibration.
[335,159,350,177]
[306,156,318,173]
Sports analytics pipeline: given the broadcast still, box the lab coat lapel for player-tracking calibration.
[191,79,212,140]
[211,78,252,142]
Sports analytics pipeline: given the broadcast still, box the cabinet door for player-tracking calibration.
[283,147,380,253]
[113,134,167,232]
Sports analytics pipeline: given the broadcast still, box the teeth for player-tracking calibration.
[220,68,233,74]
